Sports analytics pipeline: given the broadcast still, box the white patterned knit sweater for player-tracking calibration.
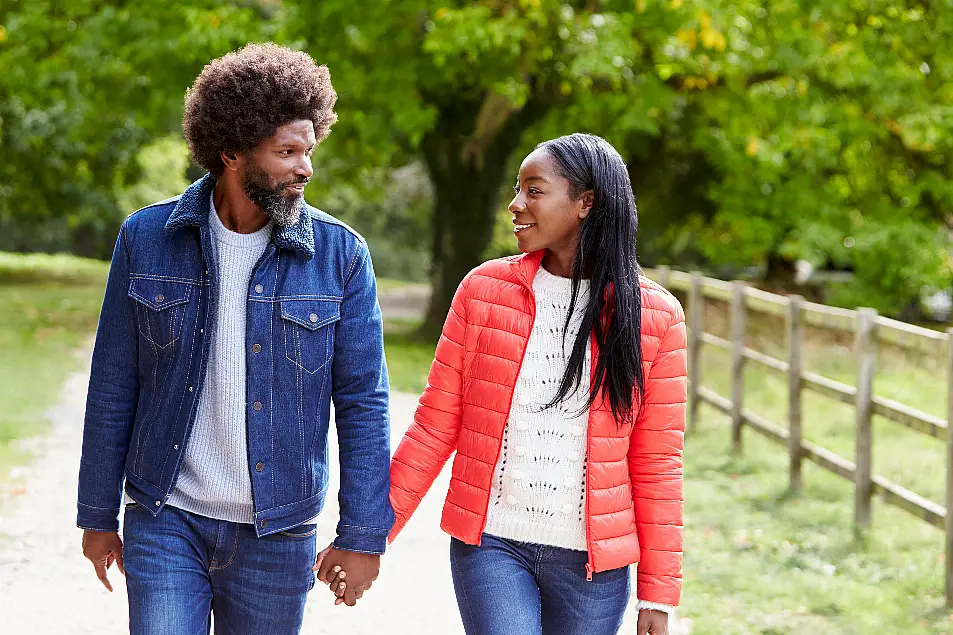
[484,266,676,616]
[485,266,591,550]
[166,194,272,523]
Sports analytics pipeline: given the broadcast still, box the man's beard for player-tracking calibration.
[240,161,306,227]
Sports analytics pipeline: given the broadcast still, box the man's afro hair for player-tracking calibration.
[183,43,337,176]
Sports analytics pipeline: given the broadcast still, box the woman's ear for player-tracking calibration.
[578,190,595,220]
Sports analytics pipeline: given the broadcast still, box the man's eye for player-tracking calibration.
[513,184,520,194]
[528,188,541,195]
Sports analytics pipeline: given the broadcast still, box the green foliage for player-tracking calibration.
[115,135,191,216]
[310,162,433,282]
[0,0,281,257]
[1,0,950,314]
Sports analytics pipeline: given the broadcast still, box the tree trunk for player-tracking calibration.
[418,95,545,336]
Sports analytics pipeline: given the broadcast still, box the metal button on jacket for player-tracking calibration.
[252,343,262,354]
[252,401,262,411]
[255,462,265,473]
[309,313,318,323]
[254,284,264,293]
[155,294,164,303]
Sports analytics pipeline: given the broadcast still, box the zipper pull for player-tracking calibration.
[585,563,594,582]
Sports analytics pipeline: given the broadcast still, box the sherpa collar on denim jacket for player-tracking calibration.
[163,173,316,259]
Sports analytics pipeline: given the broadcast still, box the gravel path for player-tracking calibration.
[0,344,691,634]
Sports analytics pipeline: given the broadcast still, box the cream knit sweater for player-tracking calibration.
[485,266,591,550]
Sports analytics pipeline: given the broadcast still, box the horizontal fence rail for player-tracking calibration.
[646,266,953,607]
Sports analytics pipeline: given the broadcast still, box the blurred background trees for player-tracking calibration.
[1,0,950,323]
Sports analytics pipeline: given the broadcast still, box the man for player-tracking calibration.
[77,43,393,634]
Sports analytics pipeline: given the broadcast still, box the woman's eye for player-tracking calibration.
[528,188,541,195]
[513,184,520,194]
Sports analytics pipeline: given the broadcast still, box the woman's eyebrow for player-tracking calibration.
[524,175,550,184]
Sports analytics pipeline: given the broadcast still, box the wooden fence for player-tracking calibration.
[644,266,953,607]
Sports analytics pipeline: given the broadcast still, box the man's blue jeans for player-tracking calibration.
[123,503,317,635]
[450,534,630,635]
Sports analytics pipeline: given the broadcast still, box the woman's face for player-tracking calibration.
[508,148,591,255]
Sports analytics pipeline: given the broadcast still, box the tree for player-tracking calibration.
[293,0,953,320]
[0,0,280,256]
[289,0,691,332]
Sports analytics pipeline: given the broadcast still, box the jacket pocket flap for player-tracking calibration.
[280,300,341,331]
[128,278,192,311]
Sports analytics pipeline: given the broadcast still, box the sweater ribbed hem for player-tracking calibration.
[484,511,587,551]
[166,490,254,524]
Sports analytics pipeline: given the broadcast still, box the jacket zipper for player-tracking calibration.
[585,332,597,582]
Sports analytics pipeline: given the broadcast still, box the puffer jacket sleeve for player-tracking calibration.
[388,275,469,541]
[628,302,687,606]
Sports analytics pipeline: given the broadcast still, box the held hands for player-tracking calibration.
[313,543,380,607]
[81,530,125,592]
[637,609,669,635]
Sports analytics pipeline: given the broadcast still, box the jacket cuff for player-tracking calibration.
[333,525,388,555]
[77,501,120,532]
[637,600,677,615]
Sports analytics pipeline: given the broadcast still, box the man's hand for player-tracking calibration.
[313,545,380,607]
[637,609,669,635]
[81,530,124,592]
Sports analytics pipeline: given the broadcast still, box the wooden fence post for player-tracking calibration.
[787,295,805,493]
[687,273,704,434]
[945,328,953,607]
[656,265,671,289]
[730,281,747,453]
[854,308,877,533]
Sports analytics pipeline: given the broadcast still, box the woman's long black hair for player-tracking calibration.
[540,133,644,426]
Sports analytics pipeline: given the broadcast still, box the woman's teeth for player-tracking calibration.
[514,223,536,233]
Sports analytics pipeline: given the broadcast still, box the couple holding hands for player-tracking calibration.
[78,43,685,635]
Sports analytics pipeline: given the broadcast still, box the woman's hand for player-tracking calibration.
[637,609,669,635]
[314,543,349,605]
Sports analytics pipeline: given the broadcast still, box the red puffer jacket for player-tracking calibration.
[389,251,686,606]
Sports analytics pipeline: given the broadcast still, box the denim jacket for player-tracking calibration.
[77,174,394,553]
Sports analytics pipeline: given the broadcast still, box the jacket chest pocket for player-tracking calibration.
[280,300,341,374]
[128,279,192,349]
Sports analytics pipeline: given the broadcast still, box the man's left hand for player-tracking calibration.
[314,545,380,607]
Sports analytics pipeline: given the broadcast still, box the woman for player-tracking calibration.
[394,133,685,634]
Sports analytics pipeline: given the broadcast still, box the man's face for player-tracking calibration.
[240,119,316,226]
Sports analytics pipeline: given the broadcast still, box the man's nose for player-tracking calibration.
[296,154,313,179]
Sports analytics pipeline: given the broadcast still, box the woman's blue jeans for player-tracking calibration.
[450,534,630,635]
[122,503,317,635]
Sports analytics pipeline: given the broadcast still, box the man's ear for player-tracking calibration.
[221,149,242,172]
[578,190,595,220]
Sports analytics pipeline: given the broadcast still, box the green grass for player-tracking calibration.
[0,253,108,472]
[381,313,953,634]
[0,251,111,286]
[384,319,437,394]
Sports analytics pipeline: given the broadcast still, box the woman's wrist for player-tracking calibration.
[636,600,676,615]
